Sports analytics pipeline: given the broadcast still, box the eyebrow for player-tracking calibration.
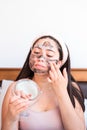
[33,46,41,49]
[46,49,55,53]
[34,43,54,48]
[33,46,55,52]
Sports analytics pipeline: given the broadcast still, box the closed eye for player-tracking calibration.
[47,54,53,57]
[34,51,40,54]
[32,48,41,55]
[46,51,55,57]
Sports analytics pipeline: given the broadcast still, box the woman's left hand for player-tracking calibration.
[47,62,68,90]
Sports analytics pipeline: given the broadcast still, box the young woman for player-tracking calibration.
[1,35,86,130]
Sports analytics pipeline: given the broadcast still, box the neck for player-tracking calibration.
[32,73,51,89]
[33,73,48,82]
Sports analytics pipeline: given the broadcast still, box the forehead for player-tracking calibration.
[33,38,58,50]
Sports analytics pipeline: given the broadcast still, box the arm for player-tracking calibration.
[55,86,85,130]
[1,82,18,130]
[48,63,86,130]
[1,82,30,130]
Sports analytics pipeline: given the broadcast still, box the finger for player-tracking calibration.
[49,62,61,81]
[49,62,57,76]
[9,99,30,114]
[9,95,20,103]
[47,77,52,83]
[50,62,61,75]
[53,62,60,71]
[48,71,54,82]
[53,62,64,79]
[16,99,30,113]
[16,99,29,108]
[20,91,28,98]
[14,90,21,97]
[26,94,32,99]
[10,98,29,109]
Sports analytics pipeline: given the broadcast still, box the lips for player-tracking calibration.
[34,64,47,69]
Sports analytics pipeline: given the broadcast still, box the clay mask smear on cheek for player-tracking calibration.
[46,59,58,71]
[29,54,58,74]
[29,54,49,73]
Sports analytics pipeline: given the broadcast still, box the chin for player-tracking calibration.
[34,68,48,74]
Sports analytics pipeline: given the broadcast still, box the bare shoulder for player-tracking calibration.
[71,81,80,90]
[71,81,82,108]
[71,82,85,122]
[3,81,16,101]
[2,81,16,118]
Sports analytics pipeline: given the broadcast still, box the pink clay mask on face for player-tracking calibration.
[29,41,59,73]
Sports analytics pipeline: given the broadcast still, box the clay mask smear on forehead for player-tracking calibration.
[34,41,53,49]
[29,41,59,74]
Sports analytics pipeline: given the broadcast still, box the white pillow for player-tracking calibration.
[0,80,13,129]
[84,99,87,129]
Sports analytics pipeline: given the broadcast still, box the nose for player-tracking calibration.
[38,55,46,62]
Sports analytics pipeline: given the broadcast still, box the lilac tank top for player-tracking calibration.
[19,107,64,130]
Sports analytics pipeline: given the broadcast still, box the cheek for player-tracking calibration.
[30,54,37,61]
[29,54,38,69]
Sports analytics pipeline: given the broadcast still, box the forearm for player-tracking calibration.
[1,118,18,130]
[56,88,85,130]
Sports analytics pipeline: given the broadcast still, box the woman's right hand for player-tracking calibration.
[6,82,30,122]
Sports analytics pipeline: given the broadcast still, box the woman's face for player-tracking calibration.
[29,38,60,73]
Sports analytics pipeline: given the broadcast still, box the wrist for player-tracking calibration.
[54,85,67,97]
[1,118,18,130]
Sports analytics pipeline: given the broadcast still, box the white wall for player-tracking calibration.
[0,0,87,68]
